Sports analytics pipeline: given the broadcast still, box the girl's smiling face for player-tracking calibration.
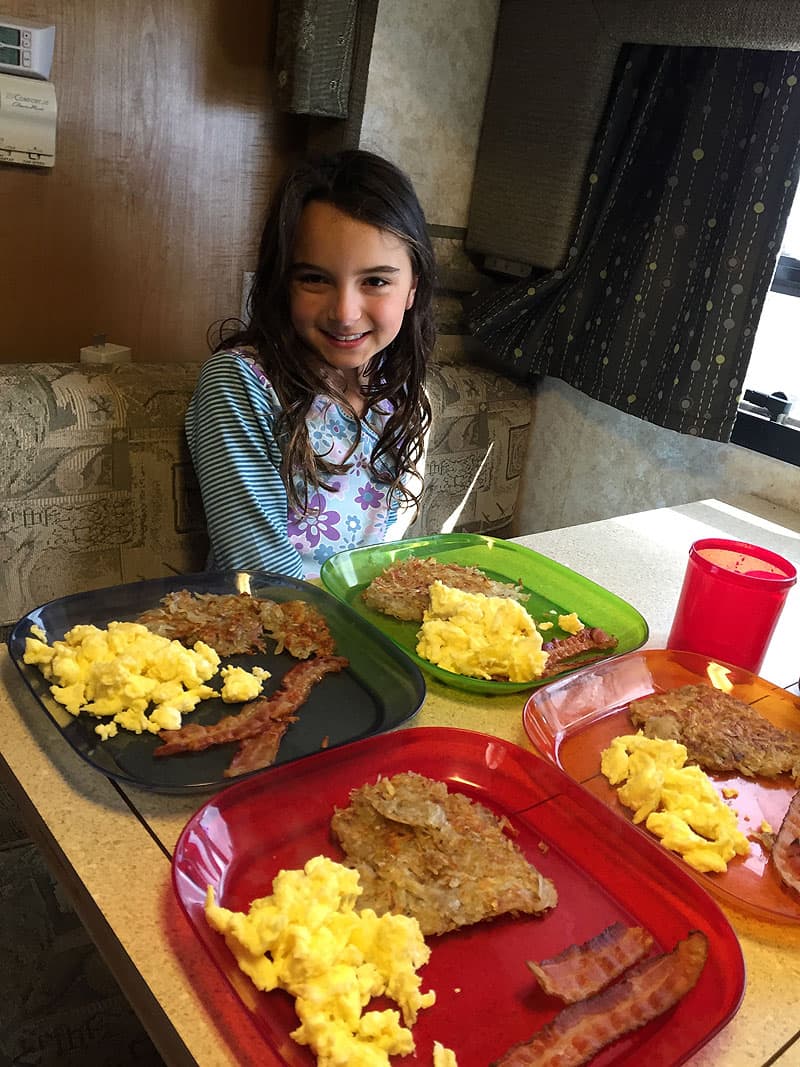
[289,201,417,386]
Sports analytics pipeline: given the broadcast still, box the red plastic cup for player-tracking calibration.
[667,537,796,673]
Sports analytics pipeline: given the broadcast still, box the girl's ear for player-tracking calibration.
[405,278,418,311]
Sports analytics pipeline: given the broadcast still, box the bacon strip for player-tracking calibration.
[154,656,349,757]
[224,715,300,778]
[492,931,708,1067]
[541,628,618,677]
[527,922,654,1003]
[773,789,800,895]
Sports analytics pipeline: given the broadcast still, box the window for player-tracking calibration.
[731,187,800,466]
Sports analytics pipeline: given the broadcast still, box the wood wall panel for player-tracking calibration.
[0,0,302,363]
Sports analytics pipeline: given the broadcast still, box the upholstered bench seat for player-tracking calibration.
[0,359,532,638]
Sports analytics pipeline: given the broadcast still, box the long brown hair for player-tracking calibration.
[212,149,435,514]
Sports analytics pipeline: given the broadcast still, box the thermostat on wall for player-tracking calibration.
[0,16,55,80]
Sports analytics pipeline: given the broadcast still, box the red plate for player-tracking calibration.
[172,726,744,1066]
[523,648,800,923]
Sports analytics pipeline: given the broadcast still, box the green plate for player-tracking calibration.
[320,533,649,695]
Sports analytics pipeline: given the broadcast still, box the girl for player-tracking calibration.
[186,149,436,579]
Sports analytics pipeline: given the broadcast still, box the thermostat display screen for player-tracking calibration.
[0,19,55,80]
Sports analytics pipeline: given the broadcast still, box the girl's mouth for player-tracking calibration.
[322,330,370,349]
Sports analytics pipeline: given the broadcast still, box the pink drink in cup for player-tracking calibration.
[667,538,796,673]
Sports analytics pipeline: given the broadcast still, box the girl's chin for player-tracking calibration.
[314,352,370,382]
[316,343,377,370]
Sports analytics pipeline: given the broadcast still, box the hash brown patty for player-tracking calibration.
[629,684,800,781]
[137,590,335,659]
[330,771,558,935]
[360,556,528,622]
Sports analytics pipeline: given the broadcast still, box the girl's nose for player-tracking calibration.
[328,285,361,327]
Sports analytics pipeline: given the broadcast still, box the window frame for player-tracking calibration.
[731,251,800,466]
[770,254,800,298]
[730,408,800,467]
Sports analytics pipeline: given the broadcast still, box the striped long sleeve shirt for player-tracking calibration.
[185,350,415,579]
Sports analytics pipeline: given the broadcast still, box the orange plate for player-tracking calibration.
[523,647,800,922]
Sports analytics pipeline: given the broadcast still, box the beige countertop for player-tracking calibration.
[2,495,800,1066]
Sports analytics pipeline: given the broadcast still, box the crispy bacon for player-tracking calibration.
[774,789,800,895]
[527,922,654,1003]
[492,931,708,1066]
[153,656,349,757]
[224,716,300,778]
[541,628,618,677]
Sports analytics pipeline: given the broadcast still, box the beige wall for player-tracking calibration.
[360,0,500,229]
[0,0,300,364]
[513,377,800,535]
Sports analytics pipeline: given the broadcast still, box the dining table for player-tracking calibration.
[2,494,800,1067]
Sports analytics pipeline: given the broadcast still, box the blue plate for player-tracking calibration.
[8,571,426,793]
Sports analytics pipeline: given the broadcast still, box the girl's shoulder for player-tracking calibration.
[201,348,279,399]
[204,345,264,377]
[223,347,271,389]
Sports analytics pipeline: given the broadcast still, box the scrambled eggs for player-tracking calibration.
[23,621,220,737]
[204,855,437,1066]
[601,732,750,873]
[433,1042,459,1066]
[557,612,583,634]
[219,664,270,703]
[416,582,548,682]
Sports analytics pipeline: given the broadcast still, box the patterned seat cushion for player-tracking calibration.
[410,360,532,538]
[0,360,531,637]
[0,363,208,639]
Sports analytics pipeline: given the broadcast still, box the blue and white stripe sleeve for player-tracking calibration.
[185,352,304,579]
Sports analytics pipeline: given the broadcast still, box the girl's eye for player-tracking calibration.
[363,276,389,288]
[295,271,328,286]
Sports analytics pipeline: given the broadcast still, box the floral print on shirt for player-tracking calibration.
[274,391,396,574]
[288,491,342,548]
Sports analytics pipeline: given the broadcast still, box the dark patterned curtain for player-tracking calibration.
[466,45,800,442]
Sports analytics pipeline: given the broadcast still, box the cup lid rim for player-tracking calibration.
[689,537,797,585]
